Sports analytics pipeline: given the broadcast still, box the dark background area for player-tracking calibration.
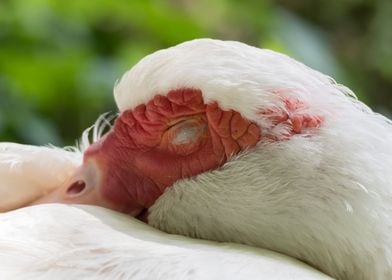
[1,0,391,146]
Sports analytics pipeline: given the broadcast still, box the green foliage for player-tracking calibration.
[0,0,391,146]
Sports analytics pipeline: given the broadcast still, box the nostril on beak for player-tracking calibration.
[66,180,86,196]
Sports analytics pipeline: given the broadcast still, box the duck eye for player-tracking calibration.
[172,122,204,145]
[167,117,206,146]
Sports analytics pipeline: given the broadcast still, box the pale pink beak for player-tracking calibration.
[31,160,112,210]
[30,159,147,219]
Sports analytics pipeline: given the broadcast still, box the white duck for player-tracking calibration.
[2,38,392,279]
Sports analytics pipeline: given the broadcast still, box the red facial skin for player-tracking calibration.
[32,88,322,220]
[32,89,260,218]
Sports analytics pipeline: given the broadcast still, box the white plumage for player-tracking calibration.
[115,39,392,279]
[1,38,392,279]
[0,202,330,279]
[0,143,80,212]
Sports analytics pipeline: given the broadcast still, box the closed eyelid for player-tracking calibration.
[171,122,207,145]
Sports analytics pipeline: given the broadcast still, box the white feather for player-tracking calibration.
[0,143,81,212]
[0,204,331,280]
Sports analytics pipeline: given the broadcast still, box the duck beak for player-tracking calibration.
[31,160,117,212]
[30,158,147,219]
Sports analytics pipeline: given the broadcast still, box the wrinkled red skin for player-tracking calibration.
[84,89,261,215]
[32,88,323,219]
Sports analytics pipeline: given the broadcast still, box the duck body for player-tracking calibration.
[2,39,392,279]
[0,203,331,280]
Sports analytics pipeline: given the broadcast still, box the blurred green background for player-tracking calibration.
[1,0,392,146]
